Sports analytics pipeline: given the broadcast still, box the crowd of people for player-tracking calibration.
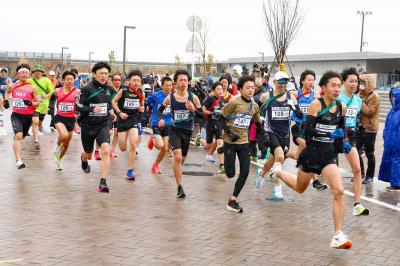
[0,60,390,250]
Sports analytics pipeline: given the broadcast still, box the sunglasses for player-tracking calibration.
[277,80,288,85]
[113,79,121,81]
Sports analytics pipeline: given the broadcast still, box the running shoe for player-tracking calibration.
[94,150,101,160]
[16,159,25,170]
[206,154,215,162]
[217,145,224,154]
[55,159,63,171]
[98,180,109,193]
[195,134,201,146]
[53,144,60,161]
[226,199,243,213]
[330,231,352,249]
[177,185,186,198]
[271,184,284,201]
[312,179,328,191]
[218,165,225,174]
[151,163,162,174]
[126,169,135,181]
[34,140,40,151]
[362,176,373,184]
[254,168,265,189]
[352,203,369,216]
[147,134,154,150]
[109,150,118,158]
[386,186,400,192]
[81,159,90,173]
[250,156,257,162]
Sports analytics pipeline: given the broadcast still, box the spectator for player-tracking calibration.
[357,74,380,184]
[0,68,12,98]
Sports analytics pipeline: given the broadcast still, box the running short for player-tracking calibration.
[153,125,170,137]
[117,116,138,133]
[33,111,46,121]
[297,145,337,175]
[346,129,358,147]
[53,115,76,132]
[291,123,302,146]
[81,126,110,153]
[206,121,222,144]
[268,132,290,154]
[169,127,191,157]
[11,112,32,137]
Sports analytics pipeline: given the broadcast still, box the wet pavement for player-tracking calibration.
[0,109,399,265]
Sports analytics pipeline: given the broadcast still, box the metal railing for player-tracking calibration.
[377,74,400,90]
[0,51,70,60]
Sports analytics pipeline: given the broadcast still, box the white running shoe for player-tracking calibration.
[53,144,60,160]
[330,231,352,249]
[34,140,40,151]
[16,159,25,169]
[206,154,215,162]
[55,159,63,171]
[271,184,284,200]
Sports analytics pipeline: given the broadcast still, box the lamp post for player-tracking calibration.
[123,26,136,77]
[357,11,372,52]
[60,47,69,72]
[88,52,94,73]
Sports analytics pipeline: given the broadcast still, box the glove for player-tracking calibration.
[330,128,344,139]
[3,99,9,109]
[139,117,147,127]
[343,140,352,154]
[23,99,33,106]
[229,132,239,142]
[259,132,269,148]
[294,109,304,119]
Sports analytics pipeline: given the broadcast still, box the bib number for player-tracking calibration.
[123,98,140,109]
[89,103,107,116]
[58,103,74,112]
[271,107,290,120]
[12,99,27,109]
[346,106,358,118]
[174,110,190,120]
[233,114,251,128]
[299,104,309,114]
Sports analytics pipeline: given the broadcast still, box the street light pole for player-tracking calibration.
[61,47,69,72]
[88,52,94,73]
[123,26,136,77]
[357,11,372,52]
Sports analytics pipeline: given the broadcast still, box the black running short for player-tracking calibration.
[117,116,138,132]
[297,144,337,175]
[268,132,290,154]
[11,112,32,137]
[153,125,170,137]
[33,111,46,121]
[206,121,222,144]
[291,123,304,146]
[169,127,191,157]
[53,115,76,132]
[81,126,110,153]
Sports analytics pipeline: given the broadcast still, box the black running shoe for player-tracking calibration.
[98,180,109,193]
[312,179,328,191]
[362,177,374,184]
[81,159,90,173]
[226,199,243,213]
[177,185,186,198]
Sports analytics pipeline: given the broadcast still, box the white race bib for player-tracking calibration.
[346,105,358,118]
[58,103,74,112]
[174,110,190,120]
[313,123,337,143]
[299,104,309,114]
[123,98,140,109]
[89,103,108,116]
[233,114,252,128]
[271,106,290,120]
[12,99,27,109]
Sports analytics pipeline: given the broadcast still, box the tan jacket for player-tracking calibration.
[359,90,380,132]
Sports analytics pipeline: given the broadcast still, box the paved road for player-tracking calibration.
[0,109,399,265]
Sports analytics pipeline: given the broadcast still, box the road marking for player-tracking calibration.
[344,190,400,212]
[0,259,24,264]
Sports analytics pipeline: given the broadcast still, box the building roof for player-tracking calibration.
[222,51,400,64]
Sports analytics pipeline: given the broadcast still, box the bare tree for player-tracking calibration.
[262,0,304,72]
[198,20,211,76]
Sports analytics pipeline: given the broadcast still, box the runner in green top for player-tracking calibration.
[28,64,54,150]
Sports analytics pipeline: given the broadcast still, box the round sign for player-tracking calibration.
[187,15,202,32]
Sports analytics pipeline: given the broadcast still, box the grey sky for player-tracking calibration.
[1,0,398,63]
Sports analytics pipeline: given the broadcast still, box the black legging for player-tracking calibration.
[224,143,250,197]
[357,131,377,178]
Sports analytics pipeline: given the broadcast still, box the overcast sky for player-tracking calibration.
[1,0,398,63]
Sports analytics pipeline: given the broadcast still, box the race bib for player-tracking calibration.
[58,103,74,112]
[271,107,290,120]
[89,103,107,116]
[313,123,337,143]
[123,98,140,109]
[346,105,358,118]
[163,105,171,115]
[233,114,252,128]
[299,104,310,114]
[174,110,190,120]
[12,99,27,109]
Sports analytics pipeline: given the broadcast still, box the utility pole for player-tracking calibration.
[357,11,372,52]
[123,26,136,77]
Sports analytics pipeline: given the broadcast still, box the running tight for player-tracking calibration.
[224,143,250,197]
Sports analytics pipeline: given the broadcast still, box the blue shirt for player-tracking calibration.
[146,90,172,126]
[338,91,362,128]
[291,88,315,124]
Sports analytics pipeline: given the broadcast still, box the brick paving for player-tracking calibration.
[0,111,399,265]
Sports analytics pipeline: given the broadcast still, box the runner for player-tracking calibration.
[268,71,352,249]
[258,71,300,200]
[157,69,202,198]
[219,75,268,212]
[146,76,173,174]
[78,62,115,193]
[51,70,80,170]
[202,81,225,174]
[0,68,12,100]
[287,70,328,190]
[220,76,233,103]
[5,64,40,169]
[111,70,145,180]
[28,64,54,150]
[338,67,369,216]
[109,73,122,158]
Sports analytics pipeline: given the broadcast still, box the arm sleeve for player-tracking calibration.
[304,115,331,138]
[76,89,93,113]
[157,104,166,119]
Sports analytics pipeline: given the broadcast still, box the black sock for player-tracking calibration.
[100,178,107,184]
[220,164,224,167]
[354,202,359,207]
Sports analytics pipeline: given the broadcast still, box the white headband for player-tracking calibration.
[18,68,30,73]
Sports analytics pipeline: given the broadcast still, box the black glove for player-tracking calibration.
[229,132,239,142]
[23,99,33,106]
[3,99,10,109]
[139,117,147,127]
[294,109,304,119]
